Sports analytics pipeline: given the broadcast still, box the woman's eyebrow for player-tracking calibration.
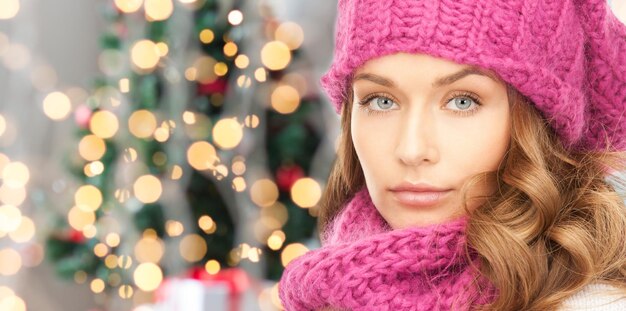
[352,67,499,88]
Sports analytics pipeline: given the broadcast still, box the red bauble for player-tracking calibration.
[275,164,305,192]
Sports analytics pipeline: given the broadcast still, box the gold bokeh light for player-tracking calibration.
[261,41,291,71]
[186,141,219,171]
[179,234,207,262]
[43,91,72,121]
[250,179,279,208]
[133,175,162,203]
[144,0,173,21]
[212,118,243,150]
[271,84,300,114]
[281,243,309,267]
[131,40,160,71]
[90,110,119,139]
[78,135,106,161]
[275,22,304,50]
[74,185,103,212]
[128,110,157,138]
[290,178,322,208]
[133,262,163,292]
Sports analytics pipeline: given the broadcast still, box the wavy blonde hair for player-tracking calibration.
[317,84,626,310]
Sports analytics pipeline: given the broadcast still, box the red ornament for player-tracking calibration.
[275,164,305,192]
[67,228,85,243]
[197,78,228,96]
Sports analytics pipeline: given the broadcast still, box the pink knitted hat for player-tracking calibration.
[320,0,626,152]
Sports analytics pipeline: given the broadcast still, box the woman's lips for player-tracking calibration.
[389,190,452,207]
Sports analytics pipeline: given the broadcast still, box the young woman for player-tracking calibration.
[279,0,626,310]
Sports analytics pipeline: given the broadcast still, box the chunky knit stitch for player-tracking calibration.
[278,186,497,310]
[319,0,626,152]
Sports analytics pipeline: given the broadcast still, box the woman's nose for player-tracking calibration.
[394,111,438,166]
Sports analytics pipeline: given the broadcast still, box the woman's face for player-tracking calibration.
[351,52,511,229]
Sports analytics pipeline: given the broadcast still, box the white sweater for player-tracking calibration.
[560,283,626,310]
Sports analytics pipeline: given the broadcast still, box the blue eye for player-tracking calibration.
[357,94,398,116]
[444,92,482,116]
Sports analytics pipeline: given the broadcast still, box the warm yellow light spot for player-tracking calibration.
[86,161,104,176]
[119,78,130,93]
[243,114,259,128]
[133,175,162,203]
[134,236,164,263]
[144,0,173,21]
[82,224,97,238]
[254,67,267,82]
[170,165,183,180]
[0,0,20,20]
[106,233,121,247]
[0,248,21,275]
[231,160,246,176]
[90,278,105,293]
[223,41,238,57]
[114,0,143,13]
[231,176,246,192]
[155,42,168,56]
[261,41,291,71]
[267,230,286,250]
[187,141,218,170]
[8,216,34,243]
[119,285,134,299]
[214,62,228,76]
[0,295,26,311]
[123,147,138,162]
[184,67,197,81]
[89,110,119,139]
[43,91,71,121]
[75,185,103,212]
[199,29,214,44]
[165,220,184,237]
[105,254,118,269]
[250,179,279,207]
[275,22,304,50]
[271,84,300,114]
[1,162,29,189]
[204,259,220,275]
[2,43,30,70]
[94,242,109,257]
[212,118,243,150]
[182,111,196,124]
[179,234,207,262]
[114,188,130,204]
[118,255,133,269]
[67,206,96,231]
[228,10,243,25]
[290,178,322,208]
[130,40,160,71]
[154,127,170,142]
[0,184,26,206]
[128,110,157,138]
[234,54,249,69]
[79,135,106,161]
[0,115,6,137]
[281,243,309,267]
[134,262,163,291]
[236,75,252,88]
[193,56,218,84]
[0,205,21,232]
[197,215,215,232]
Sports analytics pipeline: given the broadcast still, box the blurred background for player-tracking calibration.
[0,0,624,310]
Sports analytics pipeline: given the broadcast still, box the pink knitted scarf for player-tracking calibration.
[278,186,498,310]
